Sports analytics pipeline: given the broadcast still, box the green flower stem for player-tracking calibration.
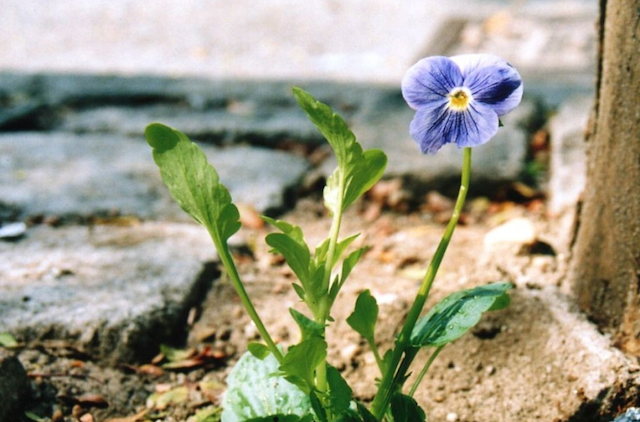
[315,178,347,418]
[408,346,444,397]
[367,338,385,374]
[371,147,471,419]
[215,238,284,364]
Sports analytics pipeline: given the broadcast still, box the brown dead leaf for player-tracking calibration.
[236,203,264,229]
[138,364,164,376]
[198,379,225,403]
[147,386,189,410]
[104,409,148,422]
[57,393,109,409]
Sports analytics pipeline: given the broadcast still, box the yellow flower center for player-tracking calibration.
[448,87,472,111]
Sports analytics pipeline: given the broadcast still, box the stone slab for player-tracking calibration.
[0,132,310,221]
[0,222,216,363]
[548,96,591,215]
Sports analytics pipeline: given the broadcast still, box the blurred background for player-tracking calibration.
[1,0,596,84]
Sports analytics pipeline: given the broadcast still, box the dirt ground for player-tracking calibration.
[3,183,635,422]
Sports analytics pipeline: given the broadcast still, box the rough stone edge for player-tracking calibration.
[538,288,640,422]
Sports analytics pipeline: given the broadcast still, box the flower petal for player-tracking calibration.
[464,65,522,116]
[402,56,464,110]
[450,54,523,116]
[409,102,451,154]
[454,102,500,148]
[450,54,511,78]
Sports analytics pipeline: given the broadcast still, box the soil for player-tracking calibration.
[1,187,627,422]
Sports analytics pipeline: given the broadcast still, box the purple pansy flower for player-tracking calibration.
[401,54,523,154]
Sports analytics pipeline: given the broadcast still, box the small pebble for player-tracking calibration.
[483,218,537,248]
[485,365,497,376]
[613,407,640,422]
[0,222,26,239]
[340,344,360,362]
[446,412,459,422]
[79,414,94,422]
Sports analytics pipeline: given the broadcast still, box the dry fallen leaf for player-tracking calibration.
[104,409,149,422]
[147,386,189,410]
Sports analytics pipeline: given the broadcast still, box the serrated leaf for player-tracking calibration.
[222,352,311,422]
[289,309,325,341]
[346,290,378,342]
[315,238,331,263]
[292,88,357,169]
[292,283,306,301]
[145,123,240,244]
[342,149,387,211]
[326,366,352,414]
[292,88,387,215]
[266,232,311,283]
[340,247,368,285]
[411,282,513,347]
[248,343,271,360]
[333,234,360,263]
[279,337,327,392]
[262,217,306,244]
[390,393,426,422]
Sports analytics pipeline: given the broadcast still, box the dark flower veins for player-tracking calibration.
[401,54,523,154]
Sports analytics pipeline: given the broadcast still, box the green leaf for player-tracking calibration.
[248,343,271,360]
[189,406,222,422]
[355,402,377,422]
[292,88,387,215]
[262,217,307,245]
[342,149,387,211]
[292,87,357,169]
[332,410,361,422]
[289,309,325,341]
[346,290,378,343]
[309,392,328,422]
[390,393,426,422]
[340,247,368,286]
[326,366,352,414]
[222,352,311,422]
[0,332,19,348]
[24,412,46,422]
[315,238,331,263]
[292,283,306,301]
[145,123,240,244]
[333,234,360,263]
[279,337,328,392]
[266,232,311,283]
[411,282,513,347]
[160,344,193,362]
[263,217,320,304]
